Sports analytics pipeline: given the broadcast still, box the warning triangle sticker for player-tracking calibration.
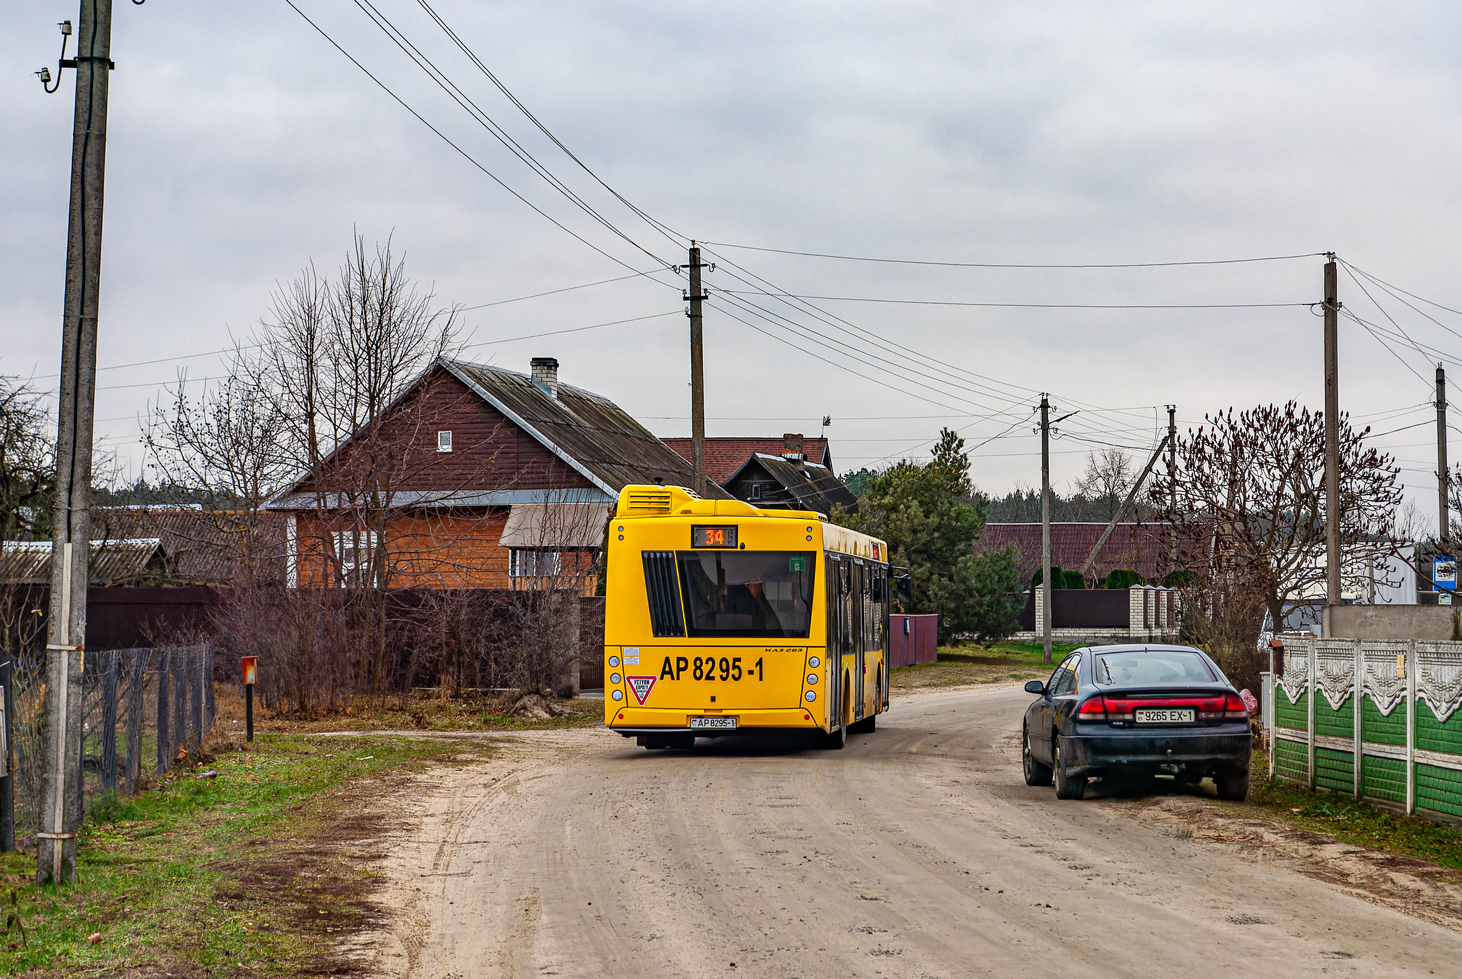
[627,676,656,705]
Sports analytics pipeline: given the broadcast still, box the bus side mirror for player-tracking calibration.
[1024,680,1046,695]
[892,567,913,605]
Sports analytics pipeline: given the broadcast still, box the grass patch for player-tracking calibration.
[229,687,601,735]
[1250,767,1462,871]
[0,733,492,977]
[891,659,1051,690]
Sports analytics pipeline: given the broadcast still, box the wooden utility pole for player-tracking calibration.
[1438,364,1450,555]
[1323,255,1341,615]
[1167,405,1177,565]
[1040,395,1053,665]
[687,243,707,496]
[40,0,114,885]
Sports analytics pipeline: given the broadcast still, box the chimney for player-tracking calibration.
[530,357,560,399]
[782,432,805,460]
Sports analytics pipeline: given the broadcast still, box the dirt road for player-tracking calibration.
[365,685,1462,978]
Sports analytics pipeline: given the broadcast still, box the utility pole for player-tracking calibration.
[1167,405,1177,566]
[40,0,114,885]
[1438,363,1450,557]
[687,243,707,497]
[1040,395,1052,665]
[1323,254,1342,617]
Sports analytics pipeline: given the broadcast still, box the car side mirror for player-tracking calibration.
[1024,680,1046,695]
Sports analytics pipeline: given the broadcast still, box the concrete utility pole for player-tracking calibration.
[1167,405,1178,565]
[687,243,707,497]
[1323,254,1342,616]
[1040,395,1052,665]
[1438,363,1450,555]
[40,0,114,885]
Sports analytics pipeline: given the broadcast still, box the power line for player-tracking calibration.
[459,309,681,349]
[703,246,1168,429]
[715,289,1031,416]
[282,0,673,282]
[720,289,1309,310]
[346,0,676,271]
[414,0,686,249]
[458,270,666,310]
[703,241,1328,270]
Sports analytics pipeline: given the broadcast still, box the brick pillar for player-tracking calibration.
[1034,588,1045,634]
[1128,586,1144,638]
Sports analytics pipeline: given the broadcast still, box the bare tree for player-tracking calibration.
[0,376,53,546]
[1152,402,1401,684]
[1073,448,1134,522]
[144,367,294,586]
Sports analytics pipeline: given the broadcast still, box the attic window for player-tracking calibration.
[750,484,762,501]
[437,430,453,453]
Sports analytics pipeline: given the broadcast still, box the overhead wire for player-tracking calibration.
[719,289,1310,310]
[702,242,1328,270]
[414,0,687,249]
[714,289,1032,417]
[347,0,678,271]
[281,0,676,282]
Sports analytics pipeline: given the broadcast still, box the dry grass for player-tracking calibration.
[891,654,1052,691]
[211,683,600,737]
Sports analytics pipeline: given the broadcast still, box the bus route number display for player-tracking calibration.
[691,525,738,548]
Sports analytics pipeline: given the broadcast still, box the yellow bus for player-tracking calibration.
[603,484,890,749]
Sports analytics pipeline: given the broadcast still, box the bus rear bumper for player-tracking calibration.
[606,706,823,733]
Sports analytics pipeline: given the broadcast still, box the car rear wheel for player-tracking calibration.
[1215,764,1250,801]
[1053,736,1086,800]
[1022,724,1052,786]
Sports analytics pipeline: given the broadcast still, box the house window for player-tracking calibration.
[437,430,453,453]
[332,531,378,587]
[750,483,762,501]
[509,548,562,579]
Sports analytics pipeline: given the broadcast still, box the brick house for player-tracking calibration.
[264,356,724,591]
[974,522,1178,587]
[662,433,834,485]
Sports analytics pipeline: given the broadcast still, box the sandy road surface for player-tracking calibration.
[364,685,1462,978]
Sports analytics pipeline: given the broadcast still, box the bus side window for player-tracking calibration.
[826,556,841,659]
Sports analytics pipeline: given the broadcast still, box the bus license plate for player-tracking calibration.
[689,717,737,730]
[1135,708,1194,724]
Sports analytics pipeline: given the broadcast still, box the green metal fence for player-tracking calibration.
[1264,637,1462,819]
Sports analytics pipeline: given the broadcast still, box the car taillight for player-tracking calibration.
[1196,694,1249,720]
[1077,697,1106,720]
[1101,696,1135,721]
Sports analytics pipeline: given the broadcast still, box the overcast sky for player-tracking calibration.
[4,1,1462,521]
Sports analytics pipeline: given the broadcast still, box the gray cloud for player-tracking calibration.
[3,1,1461,517]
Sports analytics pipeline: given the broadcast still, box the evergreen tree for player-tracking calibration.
[840,428,1022,643]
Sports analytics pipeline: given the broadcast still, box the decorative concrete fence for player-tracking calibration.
[1264,636,1462,819]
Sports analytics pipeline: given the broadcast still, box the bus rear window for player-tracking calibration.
[676,551,816,638]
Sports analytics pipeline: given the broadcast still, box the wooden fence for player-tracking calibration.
[1264,636,1462,819]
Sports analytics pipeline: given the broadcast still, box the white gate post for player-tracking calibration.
[1406,640,1417,815]
[1353,641,1363,800]
[1307,641,1317,789]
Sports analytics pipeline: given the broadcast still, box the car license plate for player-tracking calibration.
[689,716,737,730]
[1135,708,1194,724]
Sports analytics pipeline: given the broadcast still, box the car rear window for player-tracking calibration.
[1094,650,1216,686]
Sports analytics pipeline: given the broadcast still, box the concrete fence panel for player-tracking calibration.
[1268,635,1462,820]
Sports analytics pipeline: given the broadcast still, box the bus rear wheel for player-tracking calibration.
[824,680,850,750]
[638,733,694,750]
